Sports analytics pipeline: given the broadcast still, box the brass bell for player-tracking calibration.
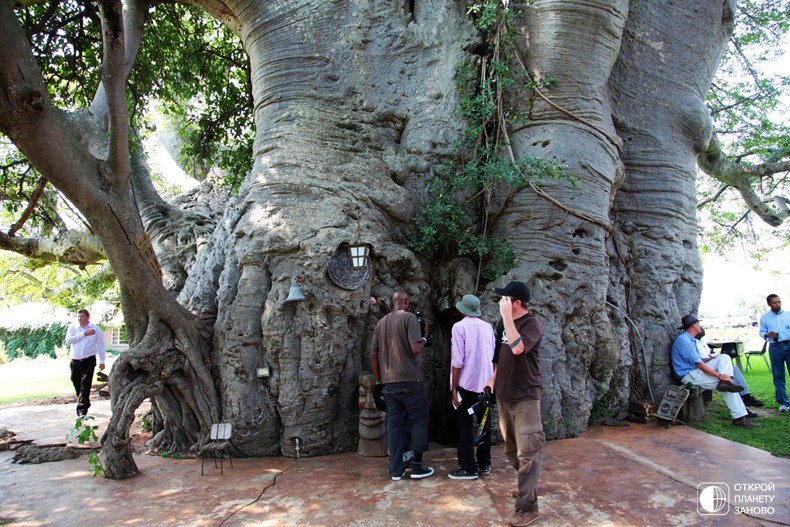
[285,278,305,302]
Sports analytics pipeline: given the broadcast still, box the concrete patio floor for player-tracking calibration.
[0,400,787,526]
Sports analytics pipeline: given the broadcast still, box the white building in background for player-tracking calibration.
[0,301,128,352]
[104,310,129,350]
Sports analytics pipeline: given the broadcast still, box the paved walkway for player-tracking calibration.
[1,400,788,526]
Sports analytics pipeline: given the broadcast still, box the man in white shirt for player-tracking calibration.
[695,329,764,412]
[65,309,106,417]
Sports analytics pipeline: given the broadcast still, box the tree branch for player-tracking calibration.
[0,229,105,267]
[0,0,102,206]
[97,0,131,183]
[698,133,790,227]
[7,175,48,236]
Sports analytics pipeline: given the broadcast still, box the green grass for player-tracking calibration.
[0,357,74,405]
[693,349,789,457]
[0,356,116,406]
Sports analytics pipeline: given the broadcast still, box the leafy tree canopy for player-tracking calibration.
[1,0,251,306]
[1,0,789,292]
[698,0,790,257]
[1,0,250,231]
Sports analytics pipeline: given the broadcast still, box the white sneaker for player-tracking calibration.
[779,404,790,412]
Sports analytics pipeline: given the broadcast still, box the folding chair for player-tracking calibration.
[199,423,233,475]
[744,342,769,372]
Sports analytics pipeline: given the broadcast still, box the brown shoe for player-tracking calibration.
[716,380,744,393]
[732,416,759,428]
[509,509,540,526]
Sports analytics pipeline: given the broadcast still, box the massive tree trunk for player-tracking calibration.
[179,0,733,453]
[1,0,736,477]
[181,0,475,456]
[608,0,734,404]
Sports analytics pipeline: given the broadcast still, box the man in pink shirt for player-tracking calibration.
[448,294,495,480]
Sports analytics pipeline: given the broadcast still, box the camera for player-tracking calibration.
[477,386,493,405]
[414,310,432,347]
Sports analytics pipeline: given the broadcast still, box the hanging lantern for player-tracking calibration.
[349,206,371,270]
[349,243,370,270]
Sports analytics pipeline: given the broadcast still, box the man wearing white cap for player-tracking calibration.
[448,294,495,480]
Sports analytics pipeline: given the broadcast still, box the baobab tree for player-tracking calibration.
[1,0,788,479]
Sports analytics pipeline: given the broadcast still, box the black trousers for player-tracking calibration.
[70,355,96,416]
[456,386,492,472]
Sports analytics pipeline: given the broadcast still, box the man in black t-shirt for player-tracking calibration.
[487,281,544,527]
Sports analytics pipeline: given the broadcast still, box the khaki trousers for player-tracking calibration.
[498,398,545,512]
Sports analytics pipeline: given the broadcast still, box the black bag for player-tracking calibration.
[373,382,386,412]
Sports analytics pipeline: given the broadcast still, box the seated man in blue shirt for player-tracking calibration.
[671,314,757,428]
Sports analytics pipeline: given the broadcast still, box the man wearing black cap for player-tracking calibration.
[486,281,544,527]
[671,314,757,428]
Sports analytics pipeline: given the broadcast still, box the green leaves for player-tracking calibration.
[411,1,570,284]
[699,0,790,254]
[0,323,68,361]
[71,415,106,478]
[136,5,253,191]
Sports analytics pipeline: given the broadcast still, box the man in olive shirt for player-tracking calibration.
[487,281,544,527]
[371,290,434,481]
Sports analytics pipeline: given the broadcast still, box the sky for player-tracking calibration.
[699,249,790,317]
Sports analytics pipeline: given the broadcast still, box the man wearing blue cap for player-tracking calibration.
[486,281,544,527]
[448,294,495,480]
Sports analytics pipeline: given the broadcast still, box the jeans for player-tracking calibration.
[769,341,790,406]
[456,386,491,473]
[70,355,96,416]
[383,381,429,477]
[498,398,545,512]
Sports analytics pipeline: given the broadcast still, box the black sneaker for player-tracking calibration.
[448,468,478,480]
[391,471,406,481]
[741,394,765,407]
[410,464,435,479]
[479,465,490,476]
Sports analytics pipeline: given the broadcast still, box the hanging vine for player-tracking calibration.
[409,0,574,291]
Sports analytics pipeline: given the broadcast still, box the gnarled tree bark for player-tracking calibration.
[1,0,741,478]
